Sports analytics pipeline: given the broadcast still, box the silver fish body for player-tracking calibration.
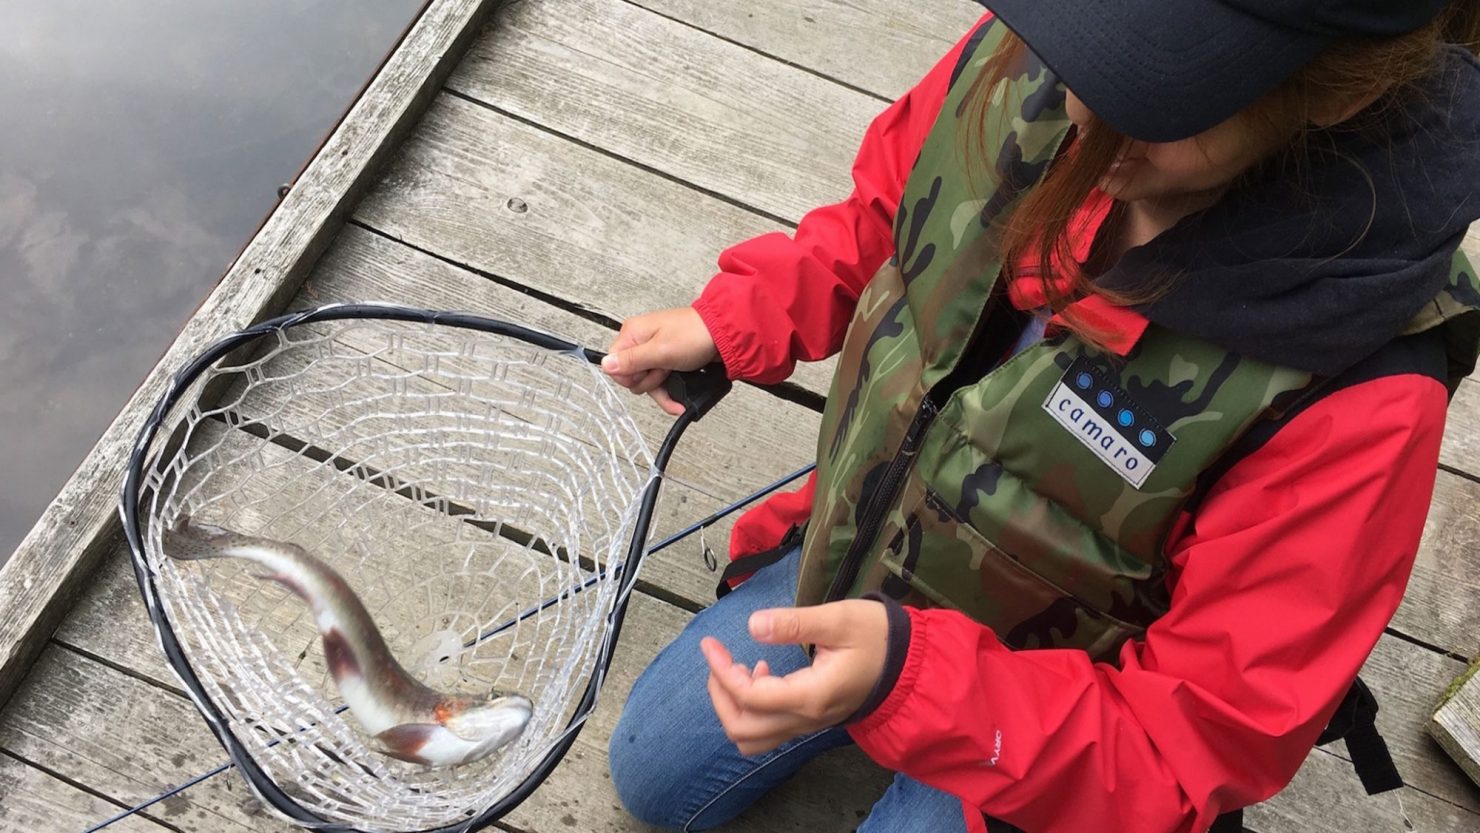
[162,516,532,767]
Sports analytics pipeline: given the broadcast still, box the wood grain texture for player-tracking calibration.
[354,90,837,397]
[1432,660,1480,790]
[0,0,508,711]
[1396,471,1480,659]
[0,647,279,833]
[627,0,983,100]
[1248,747,1480,833]
[1343,635,1478,812]
[1441,378,1480,475]
[0,751,171,833]
[451,0,882,222]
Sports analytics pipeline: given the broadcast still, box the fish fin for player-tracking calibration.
[441,697,533,743]
[371,724,440,765]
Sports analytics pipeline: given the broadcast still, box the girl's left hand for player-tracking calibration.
[700,600,890,756]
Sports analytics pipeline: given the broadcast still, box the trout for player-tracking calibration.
[162,516,533,767]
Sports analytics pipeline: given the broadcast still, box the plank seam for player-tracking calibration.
[1383,624,1472,664]
[0,748,186,833]
[438,88,802,230]
[1439,460,1480,489]
[50,640,188,700]
[614,0,896,104]
[347,220,828,414]
[1307,743,1480,818]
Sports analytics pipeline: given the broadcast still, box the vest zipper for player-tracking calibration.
[821,292,1026,604]
[823,396,938,603]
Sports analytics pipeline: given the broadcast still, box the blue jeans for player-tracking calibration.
[609,546,968,832]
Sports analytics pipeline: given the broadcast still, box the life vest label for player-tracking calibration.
[1042,358,1176,489]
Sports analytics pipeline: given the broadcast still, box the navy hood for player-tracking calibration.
[1097,46,1480,377]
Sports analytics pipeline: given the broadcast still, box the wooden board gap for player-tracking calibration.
[613,0,894,105]
[439,88,800,230]
[0,748,188,833]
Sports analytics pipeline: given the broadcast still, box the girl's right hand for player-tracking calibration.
[602,307,720,415]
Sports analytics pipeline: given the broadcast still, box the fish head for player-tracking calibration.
[437,693,534,757]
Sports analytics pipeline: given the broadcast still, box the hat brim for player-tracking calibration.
[976,0,1329,142]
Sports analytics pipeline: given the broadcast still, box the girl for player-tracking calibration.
[601,1,1480,831]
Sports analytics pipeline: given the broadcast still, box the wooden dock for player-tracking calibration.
[2,0,1479,830]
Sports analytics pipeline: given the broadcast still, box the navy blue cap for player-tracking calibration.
[976,0,1449,142]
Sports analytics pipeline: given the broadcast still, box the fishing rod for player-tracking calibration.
[82,462,815,833]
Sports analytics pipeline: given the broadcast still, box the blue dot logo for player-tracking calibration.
[1117,409,1134,427]
[1075,372,1093,390]
[1139,429,1156,447]
[1096,390,1113,408]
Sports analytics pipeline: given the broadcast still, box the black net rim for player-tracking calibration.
[118,302,707,833]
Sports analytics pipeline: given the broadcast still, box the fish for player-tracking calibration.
[162,515,533,767]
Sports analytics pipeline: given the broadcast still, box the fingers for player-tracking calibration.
[702,636,827,720]
[601,308,720,403]
[749,604,854,648]
[649,386,684,416]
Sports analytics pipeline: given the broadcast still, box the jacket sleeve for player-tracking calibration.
[847,373,1449,832]
[691,17,989,385]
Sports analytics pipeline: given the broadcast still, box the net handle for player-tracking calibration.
[118,301,722,833]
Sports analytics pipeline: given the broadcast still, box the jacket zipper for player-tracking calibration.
[822,292,1027,603]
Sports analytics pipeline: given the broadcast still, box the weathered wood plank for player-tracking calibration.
[1248,748,1480,833]
[1338,634,1478,812]
[1431,659,1480,790]
[0,646,279,832]
[451,0,881,221]
[0,751,171,833]
[0,0,509,711]
[1397,470,1480,659]
[626,0,983,100]
[1440,378,1480,475]
[354,93,837,397]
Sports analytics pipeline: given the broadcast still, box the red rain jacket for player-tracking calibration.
[690,15,1448,833]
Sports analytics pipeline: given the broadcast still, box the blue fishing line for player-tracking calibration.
[82,463,815,831]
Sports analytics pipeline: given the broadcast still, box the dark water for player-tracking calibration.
[0,0,426,562]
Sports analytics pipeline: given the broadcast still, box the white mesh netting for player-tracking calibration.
[132,314,656,831]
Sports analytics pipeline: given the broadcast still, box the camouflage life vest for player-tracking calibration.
[796,19,1480,663]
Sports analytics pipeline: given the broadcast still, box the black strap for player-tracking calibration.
[1209,809,1244,833]
[1316,677,1404,795]
[714,526,804,599]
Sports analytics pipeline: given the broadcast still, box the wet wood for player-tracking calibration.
[0,751,171,833]
[0,0,509,711]
[1431,660,1480,789]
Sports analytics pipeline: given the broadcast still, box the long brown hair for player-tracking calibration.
[964,1,1480,348]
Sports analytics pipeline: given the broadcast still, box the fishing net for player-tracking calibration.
[121,305,716,832]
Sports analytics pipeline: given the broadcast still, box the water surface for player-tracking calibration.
[0,0,426,561]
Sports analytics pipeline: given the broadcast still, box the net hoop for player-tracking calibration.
[119,302,725,832]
